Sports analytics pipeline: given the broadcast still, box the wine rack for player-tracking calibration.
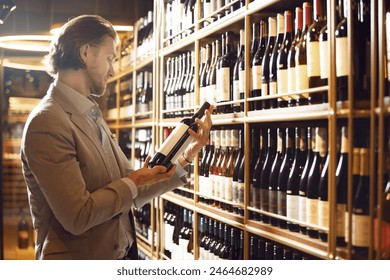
[106,0,389,260]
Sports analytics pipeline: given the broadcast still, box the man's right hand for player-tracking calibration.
[126,156,176,187]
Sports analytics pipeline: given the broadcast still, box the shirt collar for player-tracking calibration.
[53,79,98,115]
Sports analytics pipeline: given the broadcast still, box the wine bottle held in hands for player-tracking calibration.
[149,101,211,170]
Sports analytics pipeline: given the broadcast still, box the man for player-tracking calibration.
[20,15,212,260]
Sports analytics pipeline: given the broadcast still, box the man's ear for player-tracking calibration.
[79,44,89,63]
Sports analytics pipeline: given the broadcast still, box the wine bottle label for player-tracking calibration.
[209,84,217,104]
[319,40,329,79]
[252,187,261,209]
[336,37,348,77]
[252,65,262,90]
[214,175,221,197]
[18,230,29,240]
[218,67,230,101]
[307,41,320,77]
[277,68,288,98]
[336,203,346,237]
[232,181,239,203]
[306,198,318,225]
[287,66,298,99]
[277,191,286,216]
[210,174,216,197]
[204,2,212,18]
[261,83,268,97]
[352,214,370,247]
[318,200,329,228]
[224,176,233,201]
[237,182,245,204]
[239,70,245,94]
[286,194,299,220]
[218,176,225,200]
[156,122,190,156]
[137,103,149,114]
[200,86,207,104]
[260,188,269,211]
[269,81,277,95]
[345,211,350,243]
[299,195,307,222]
[233,80,240,106]
[296,64,309,97]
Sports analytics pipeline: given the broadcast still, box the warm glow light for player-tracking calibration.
[50,24,133,35]
[2,56,46,71]
[0,35,52,52]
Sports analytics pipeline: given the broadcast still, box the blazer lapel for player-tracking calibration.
[48,86,108,166]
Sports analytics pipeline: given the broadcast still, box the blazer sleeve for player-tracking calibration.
[22,111,134,236]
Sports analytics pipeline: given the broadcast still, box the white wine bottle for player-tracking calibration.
[149,101,211,170]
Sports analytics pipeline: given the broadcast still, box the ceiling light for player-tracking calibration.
[0,0,16,24]
[0,35,52,52]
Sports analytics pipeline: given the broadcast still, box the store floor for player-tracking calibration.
[3,215,35,260]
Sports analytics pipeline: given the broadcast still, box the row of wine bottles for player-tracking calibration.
[134,202,152,242]
[163,52,196,118]
[163,201,318,259]
[135,11,154,61]
[164,0,246,46]
[161,0,375,117]
[119,128,152,170]
[106,71,153,120]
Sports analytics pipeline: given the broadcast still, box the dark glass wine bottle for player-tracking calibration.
[277,10,293,108]
[249,128,261,207]
[200,44,212,105]
[233,129,244,205]
[260,128,277,223]
[287,127,306,232]
[217,31,236,113]
[206,41,217,104]
[277,127,295,229]
[252,129,267,220]
[287,7,303,106]
[238,29,246,112]
[149,101,211,170]
[269,128,285,226]
[336,126,348,246]
[295,2,312,106]
[345,147,361,245]
[307,0,327,105]
[269,13,285,108]
[251,20,267,111]
[335,0,348,102]
[249,22,260,111]
[352,148,370,259]
[261,17,276,110]
[299,127,315,234]
[318,141,330,242]
[306,127,327,239]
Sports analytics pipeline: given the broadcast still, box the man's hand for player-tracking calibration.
[182,106,214,162]
[127,156,176,187]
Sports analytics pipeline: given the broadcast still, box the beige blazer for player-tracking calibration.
[21,85,185,259]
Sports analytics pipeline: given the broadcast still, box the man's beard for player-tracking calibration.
[90,83,106,97]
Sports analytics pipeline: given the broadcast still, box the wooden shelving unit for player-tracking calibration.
[106,0,389,260]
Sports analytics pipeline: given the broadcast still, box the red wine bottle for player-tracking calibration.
[261,17,276,110]
[277,10,293,108]
[251,20,267,111]
[287,127,306,232]
[307,0,327,104]
[306,127,327,239]
[295,2,312,106]
[287,7,303,107]
[277,127,295,229]
[150,101,211,170]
